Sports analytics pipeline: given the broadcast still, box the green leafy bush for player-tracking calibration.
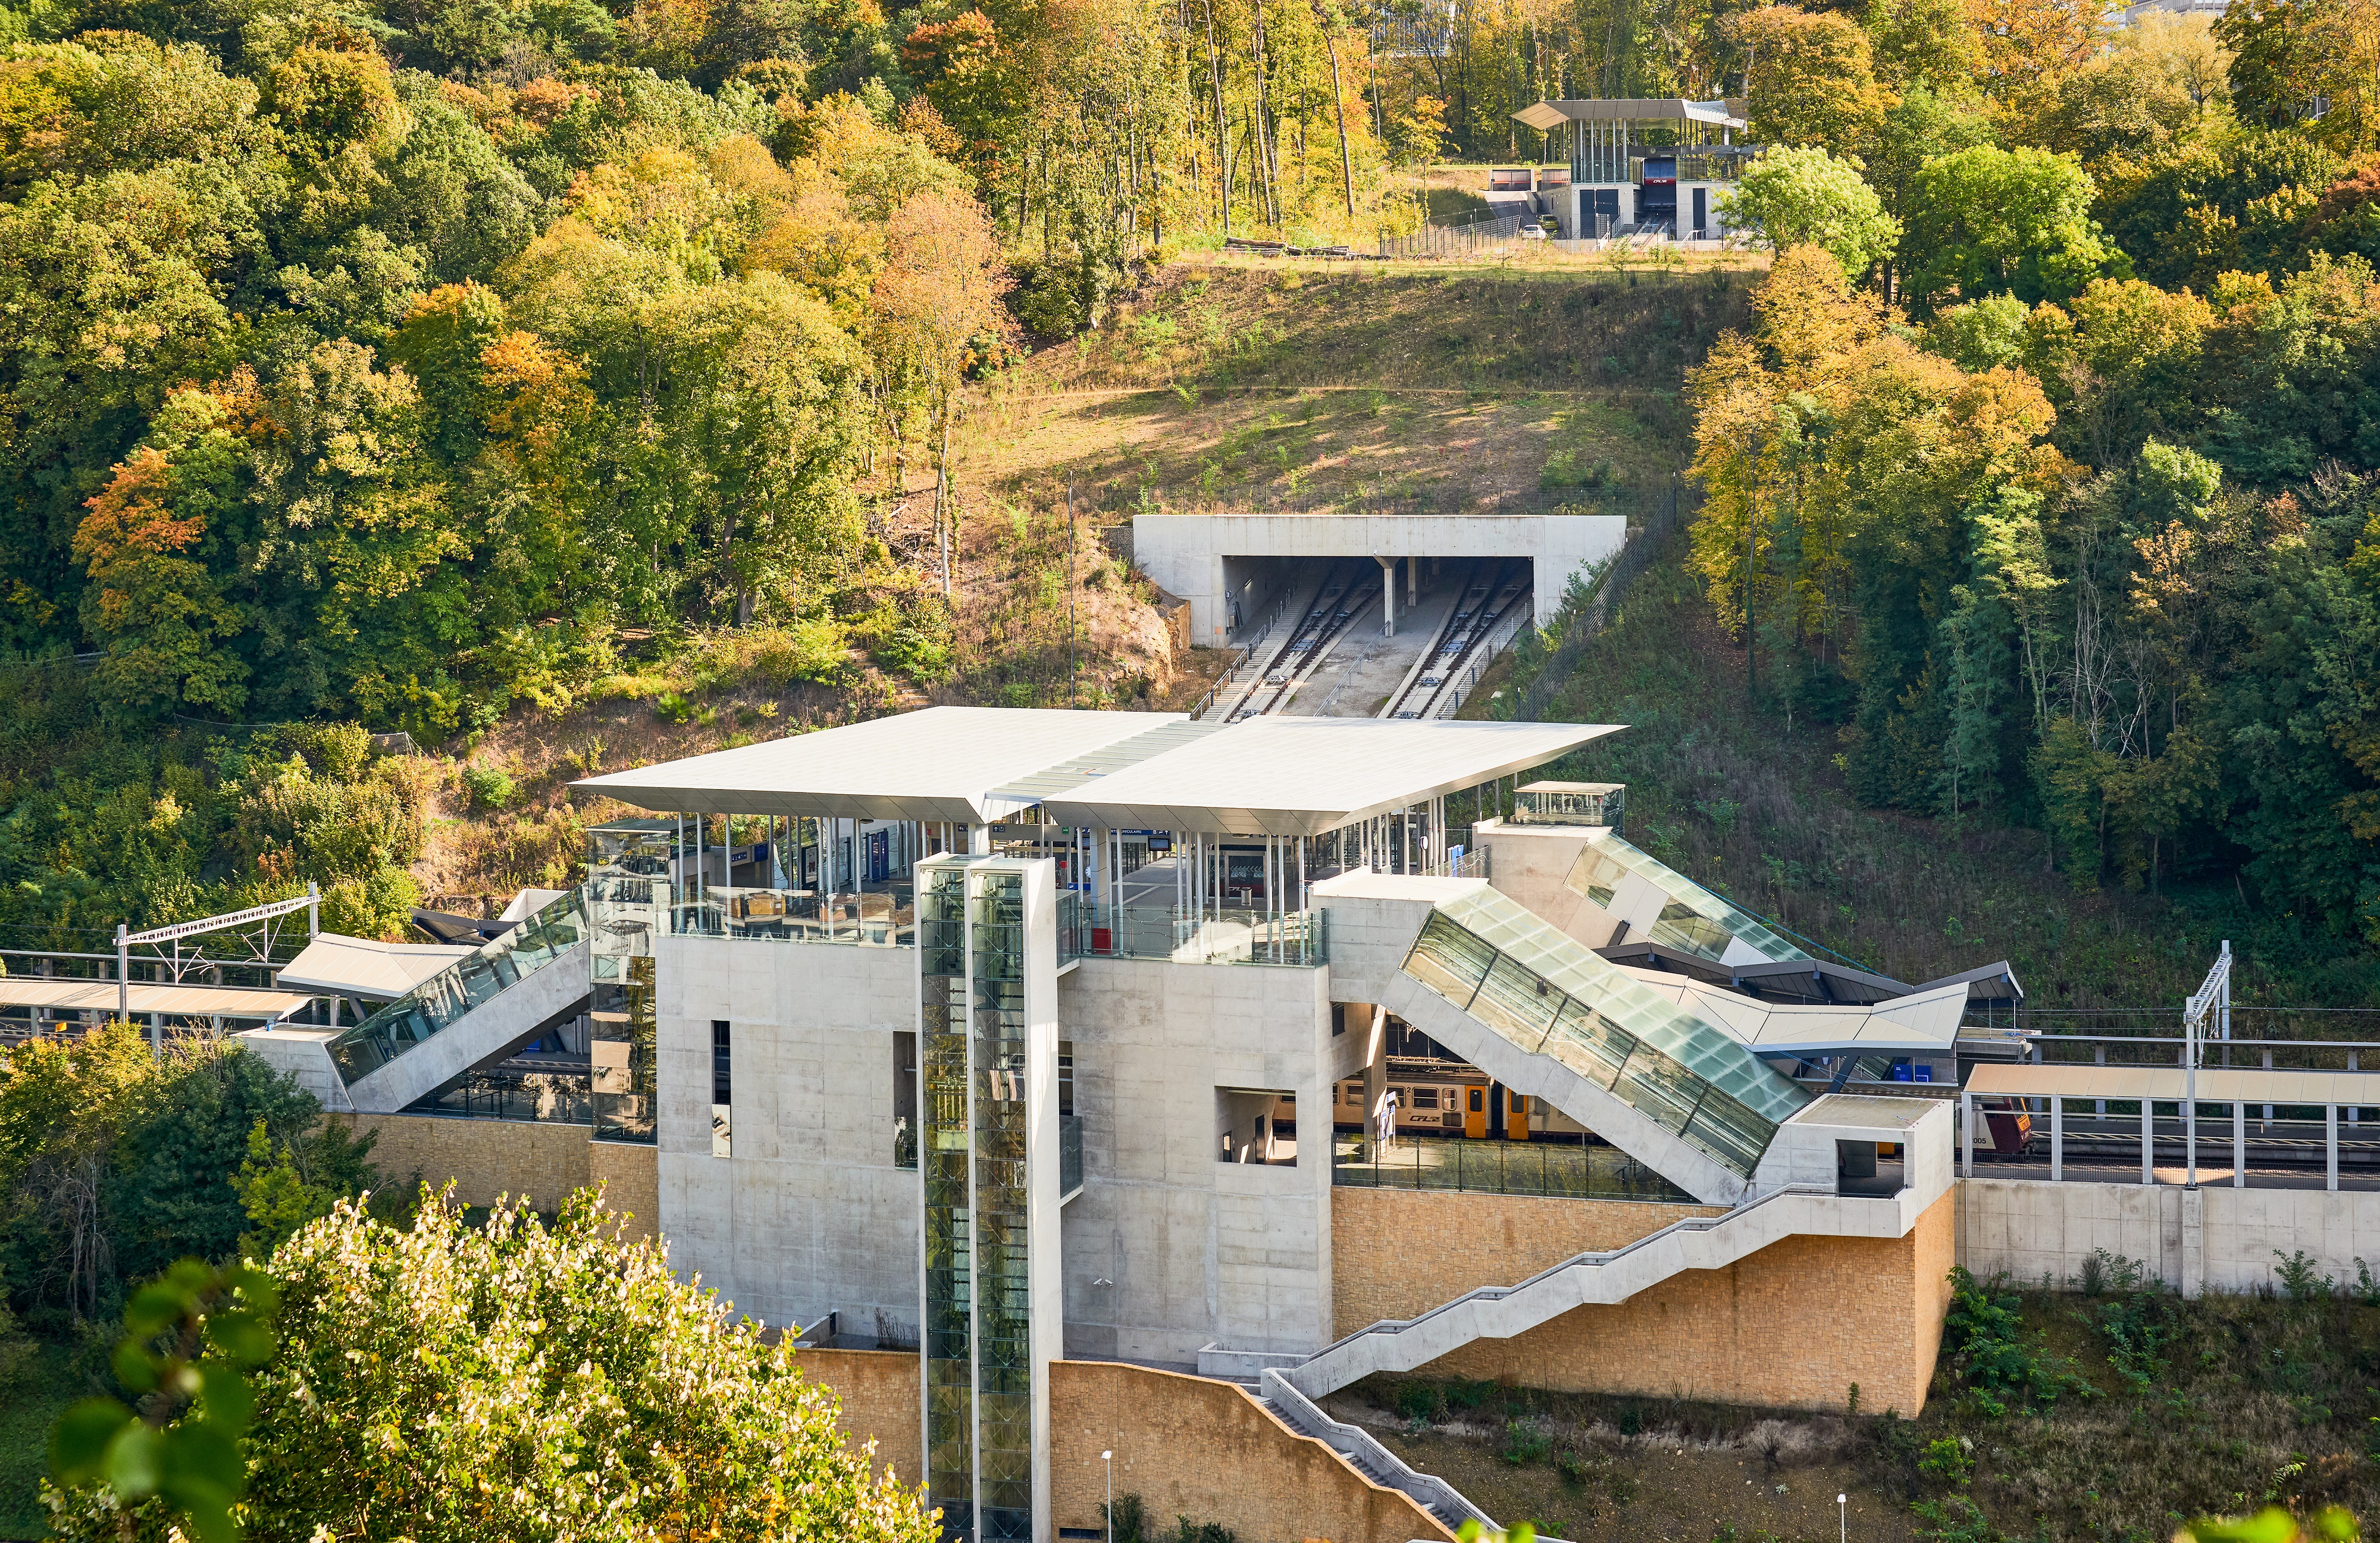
[1501,1418,1552,1466]
[1942,1266,2097,1416]
[459,764,515,810]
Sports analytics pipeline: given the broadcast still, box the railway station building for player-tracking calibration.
[1508,97,1754,239]
[218,705,2380,1543]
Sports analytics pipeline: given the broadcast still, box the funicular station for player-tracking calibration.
[1502,97,1754,240]
[161,703,2380,1543]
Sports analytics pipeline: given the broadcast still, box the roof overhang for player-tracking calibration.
[571,706,1191,824]
[1968,1063,2380,1106]
[1511,97,1749,132]
[278,933,476,999]
[576,708,1623,838]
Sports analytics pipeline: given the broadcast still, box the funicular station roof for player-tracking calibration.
[572,706,1624,837]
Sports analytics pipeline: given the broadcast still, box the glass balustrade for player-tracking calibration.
[1057,894,1326,967]
[1401,889,1810,1179]
[326,889,590,1086]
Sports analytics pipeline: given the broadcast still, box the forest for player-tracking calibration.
[1651,0,2380,960]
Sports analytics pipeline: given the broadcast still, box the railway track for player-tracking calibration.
[1222,561,1378,720]
[1378,561,1529,719]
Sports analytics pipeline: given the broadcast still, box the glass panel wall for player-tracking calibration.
[326,889,588,1085]
[1561,834,1805,964]
[1400,888,1808,1178]
[917,862,972,1539]
[970,869,1032,1542]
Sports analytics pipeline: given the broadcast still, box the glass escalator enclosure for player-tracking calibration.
[326,887,590,1084]
[1561,834,1805,964]
[1399,887,1808,1177]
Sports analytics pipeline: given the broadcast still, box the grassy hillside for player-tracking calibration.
[1327,1269,2380,1543]
[425,258,1753,900]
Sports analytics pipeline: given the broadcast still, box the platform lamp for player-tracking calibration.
[1103,1451,1114,1543]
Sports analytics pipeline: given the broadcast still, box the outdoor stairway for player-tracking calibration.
[327,890,593,1113]
[1283,1183,1905,1403]
[1250,1369,1494,1536]
[1376,887,1815,1204]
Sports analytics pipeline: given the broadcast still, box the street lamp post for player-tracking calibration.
[1839,1493,1848,1543]
[1103,1450,1114,1543]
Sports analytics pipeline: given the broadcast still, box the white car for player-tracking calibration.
[1265,669,1288,686]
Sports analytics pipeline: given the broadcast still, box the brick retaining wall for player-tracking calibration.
[1332,1184,1722,1337]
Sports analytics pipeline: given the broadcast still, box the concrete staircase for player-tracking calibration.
[1284,1184,1912,1401]
[1253,1369,1493,1535]
[328,891,593,1113]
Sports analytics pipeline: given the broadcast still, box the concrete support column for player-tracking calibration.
[2328,1104,2340,1191]
[1361,1005,1387,1156]
[1960,1091,1974,1178]
[2180,1186,2205,1299]
[2050,1098,2063,1182]
[2234,1100,2247,1188]
[1407,555,1418,605]
[1375,557,1397,637]
[2141,1101,2154,1185]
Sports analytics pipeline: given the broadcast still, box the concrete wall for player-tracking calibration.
[1059,956,1337,1363]
[1473,821,1611,949]
[1133,512,1627,646]
[652,935,922,1337]
[1403,1188,1959,1416]
[800,1347,924,1485]
[1049,1360,1456,1543]
[326,1112,657,1241]
[237,1028,352,1113]
[1330,1187,1721,1338]
[1958,1177,2380,1296]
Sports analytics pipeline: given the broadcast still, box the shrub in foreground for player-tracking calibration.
[46,1190,937,1543]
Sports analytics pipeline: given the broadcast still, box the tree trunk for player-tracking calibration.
[1204,0,1232,236]
[1320,12,1357,223]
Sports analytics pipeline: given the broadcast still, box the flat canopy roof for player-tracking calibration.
[575,707,1623,837]
[0,979,316,1020]
[573,707,1189,824]
[1513,97,1749,133]
[1966,1063,2380,1106]
[278,933,475,999]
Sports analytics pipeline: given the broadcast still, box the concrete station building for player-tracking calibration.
[1510,98,1753,240]
[227,706,2380,1543]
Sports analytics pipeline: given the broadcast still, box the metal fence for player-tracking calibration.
[1331,1131,1698,1202]
[1512,475,1692,721]
[1378,212,1542,258]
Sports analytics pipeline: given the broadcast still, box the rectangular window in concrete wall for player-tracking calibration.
[895,1030,918,1169]
[710,1019,731,1157]
[1217,1087,1298,1166]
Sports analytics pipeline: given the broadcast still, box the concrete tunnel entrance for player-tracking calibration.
[1132,509,1630,653]
[1205,555,1542,719]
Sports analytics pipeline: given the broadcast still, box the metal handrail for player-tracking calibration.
[1258,1370,1495,1529]
[1295,1182,1834,1367]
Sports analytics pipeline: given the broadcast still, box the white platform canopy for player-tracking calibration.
[575,708,1623,838]
[0,978,316,1021]
[277,932,475,1000]
[572,707,1189,823]
[1512,96,1748,133]
[1041,716,1623,837]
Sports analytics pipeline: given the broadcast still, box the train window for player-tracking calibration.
[1413,1087,1440,1110]
[1468,1088,1485,1113]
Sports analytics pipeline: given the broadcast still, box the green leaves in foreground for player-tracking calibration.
[50,1257,278,1543]
[2181,1508,2360,1543]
